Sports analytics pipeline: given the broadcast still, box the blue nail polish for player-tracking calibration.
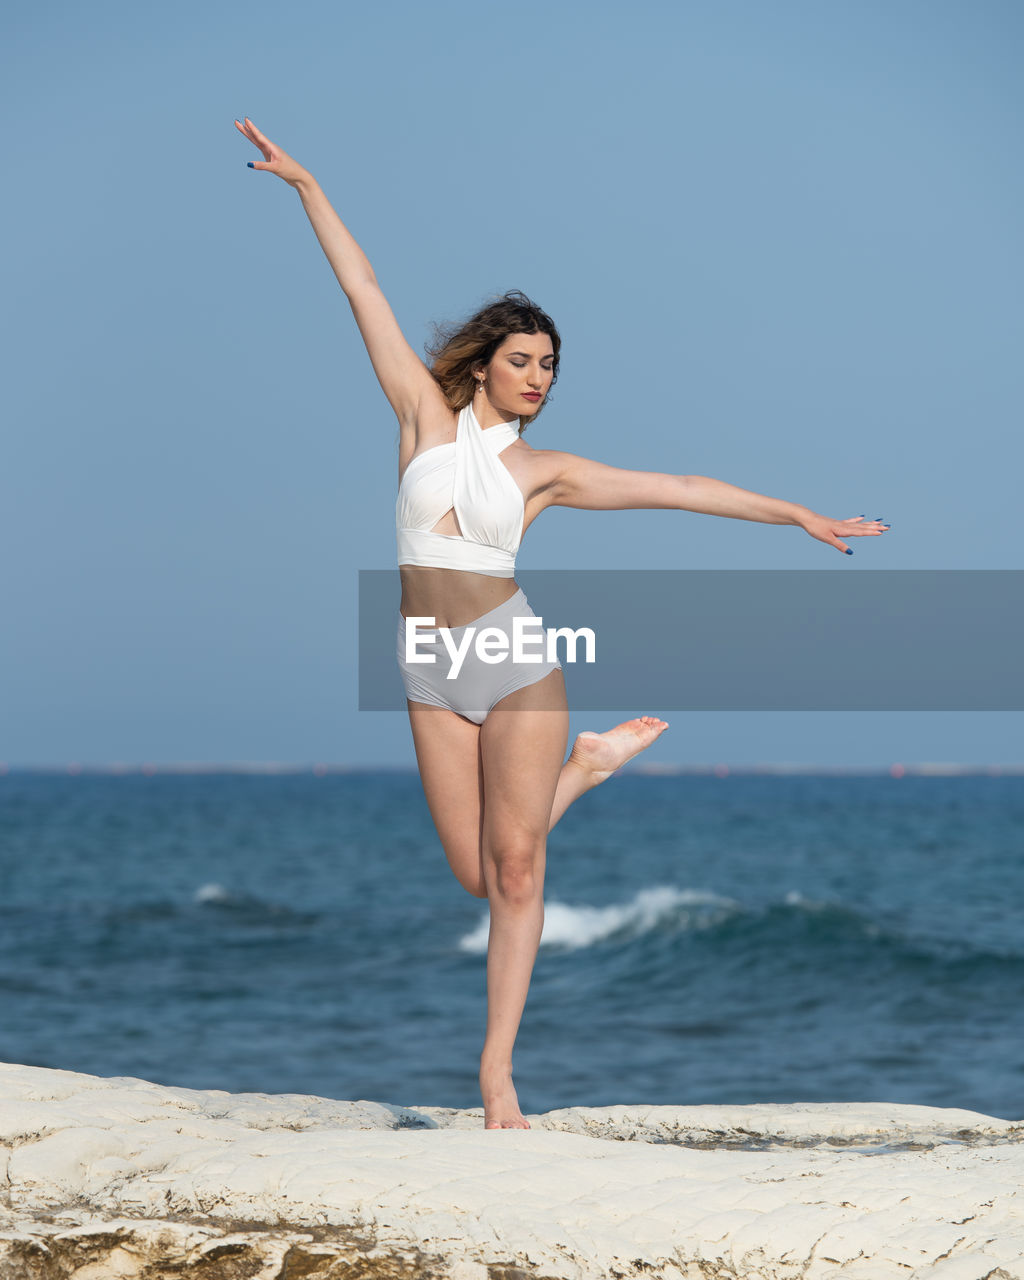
[845,548,853,555]
[247,161,254,168]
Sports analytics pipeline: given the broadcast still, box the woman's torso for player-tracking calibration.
[396,402,550,627]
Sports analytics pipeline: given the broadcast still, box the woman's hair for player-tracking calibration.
[426,290,561,432]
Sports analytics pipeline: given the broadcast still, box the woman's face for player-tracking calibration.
[482,331,555,417]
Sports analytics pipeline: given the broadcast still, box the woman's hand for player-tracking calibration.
[234,117,311,188]
[801,514,891,555]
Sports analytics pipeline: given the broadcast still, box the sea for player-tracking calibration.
[2,770,1022,1121]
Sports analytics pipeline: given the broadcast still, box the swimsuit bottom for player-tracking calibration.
[396,588,562,724]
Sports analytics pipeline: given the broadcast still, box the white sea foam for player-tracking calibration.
[458,886,741,954]
[785,889,824,908]
[194,882,230,904]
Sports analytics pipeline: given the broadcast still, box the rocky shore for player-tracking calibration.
[2,1063,1022,1278]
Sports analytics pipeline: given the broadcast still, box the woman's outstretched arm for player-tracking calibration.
[544,453,889,555]
[235,118,439,429]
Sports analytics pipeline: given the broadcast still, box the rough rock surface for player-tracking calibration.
[2,1063,1023,1279]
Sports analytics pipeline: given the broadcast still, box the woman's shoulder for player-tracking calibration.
[514,437,575,465]
[503,437,573,488]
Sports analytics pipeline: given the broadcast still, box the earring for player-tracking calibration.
[475,378,485,393]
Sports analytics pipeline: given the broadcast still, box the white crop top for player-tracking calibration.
[396,403,525,577]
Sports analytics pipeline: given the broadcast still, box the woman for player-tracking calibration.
[235,118,889,1129]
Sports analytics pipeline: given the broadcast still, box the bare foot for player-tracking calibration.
[568,715,669,786]
[480,1061,530,1130]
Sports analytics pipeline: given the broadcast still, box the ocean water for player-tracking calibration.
[1,771,1022,1120]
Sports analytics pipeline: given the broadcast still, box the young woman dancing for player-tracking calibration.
[235,118,890,1129]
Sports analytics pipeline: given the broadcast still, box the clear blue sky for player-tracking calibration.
[3,0,1022,767]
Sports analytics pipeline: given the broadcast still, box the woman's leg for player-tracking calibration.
[407,701,487,898]
[407,694,668,1128]
[476,669,569,1128]
[407,684,564,1127]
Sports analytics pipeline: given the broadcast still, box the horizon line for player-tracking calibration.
[2,762,1023,778]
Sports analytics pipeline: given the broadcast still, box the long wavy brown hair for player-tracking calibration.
[426,290,561,432]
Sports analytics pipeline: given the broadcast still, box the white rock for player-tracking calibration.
[2,1063,1023,1279]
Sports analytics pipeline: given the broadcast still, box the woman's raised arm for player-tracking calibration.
[235,118,439,429]
[545,452,890,555]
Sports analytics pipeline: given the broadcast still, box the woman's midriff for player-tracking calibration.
[399,566,519,629]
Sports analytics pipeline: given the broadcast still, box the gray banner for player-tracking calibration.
[359,570,1024,711]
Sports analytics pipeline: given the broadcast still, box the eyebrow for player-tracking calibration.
[508,351,554,360]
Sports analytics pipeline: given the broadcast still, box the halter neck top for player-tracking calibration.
[396,403,524,577]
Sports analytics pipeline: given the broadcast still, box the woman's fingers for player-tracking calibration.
[840,517,890,537]
[242,117,274,153]
[824,517,891,554]
[234,118,309,187]
[234,118,272,160]
[234,119,261,150]
[804,514,890,555]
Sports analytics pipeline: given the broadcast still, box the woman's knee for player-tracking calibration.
[483,835,545,902]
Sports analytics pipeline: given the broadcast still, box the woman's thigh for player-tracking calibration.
[407,700,487,897]
[479,670,570,852]
[408,670,569,893]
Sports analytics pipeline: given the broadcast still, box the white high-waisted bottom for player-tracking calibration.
[396,588,562,725]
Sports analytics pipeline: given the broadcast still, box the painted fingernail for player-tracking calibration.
[845,548,853,555]
[247,162,254,168]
